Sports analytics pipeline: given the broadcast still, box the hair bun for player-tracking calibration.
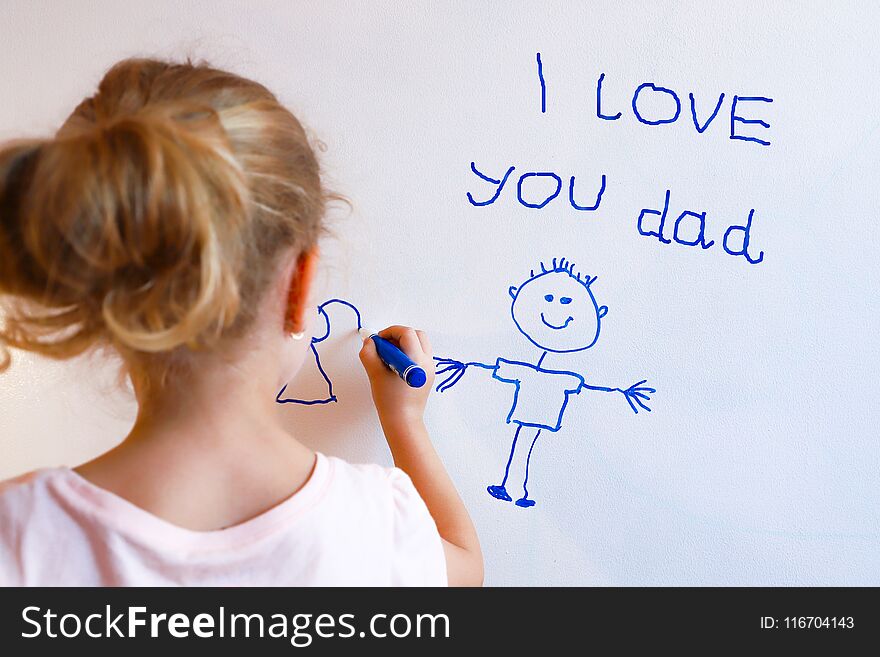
[0,102,252,363]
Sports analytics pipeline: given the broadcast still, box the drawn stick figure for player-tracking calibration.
[435,258,655,509]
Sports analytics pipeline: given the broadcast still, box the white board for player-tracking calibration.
[1,1,878,585]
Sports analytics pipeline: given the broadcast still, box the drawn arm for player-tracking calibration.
[579,379,656,414]
[433,357,497,393]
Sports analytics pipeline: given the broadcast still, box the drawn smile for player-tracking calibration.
[540,313,574,330]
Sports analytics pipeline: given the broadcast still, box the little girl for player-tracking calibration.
[0,57,482,586]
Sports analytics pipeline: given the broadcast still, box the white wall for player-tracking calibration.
[1,0,877,585]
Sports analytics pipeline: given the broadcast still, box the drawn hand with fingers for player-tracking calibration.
[434,257,656,509]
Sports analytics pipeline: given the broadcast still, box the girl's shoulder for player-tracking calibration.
[321,454,425,511]
[321,455,446,586]
[0,467,63,504]
[0,467,71,585]
[0,467,74,534]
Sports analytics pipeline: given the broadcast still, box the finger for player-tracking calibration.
[624,393,638,414]
[377,325,424,361]
[358,336,375,364]
[414,329,432,356]
[634,397,652,412]
[358,337,388,378]
[413,330,434,385]
[377,325,415,342]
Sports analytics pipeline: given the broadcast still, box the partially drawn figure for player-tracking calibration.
[276,298,362,405]
[435,258,655,509]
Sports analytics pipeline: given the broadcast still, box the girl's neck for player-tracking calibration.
[74,351,316,532]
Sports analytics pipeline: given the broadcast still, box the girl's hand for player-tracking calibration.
[358,325,435,432]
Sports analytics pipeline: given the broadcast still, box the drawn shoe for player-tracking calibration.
[515,497,536,508]
[487,485,512,501]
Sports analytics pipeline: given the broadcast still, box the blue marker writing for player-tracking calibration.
[359,328,427,388]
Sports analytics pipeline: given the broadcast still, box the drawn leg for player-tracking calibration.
[487,424,523,502]
[515,429,542,508]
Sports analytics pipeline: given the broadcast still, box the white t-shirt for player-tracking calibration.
[0,452,447,586]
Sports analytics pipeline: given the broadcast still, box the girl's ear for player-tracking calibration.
[285,246,320,333]
[598,305,608,319]
[508,285,518,299]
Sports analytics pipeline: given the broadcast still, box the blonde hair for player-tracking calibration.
[0,56,333,389]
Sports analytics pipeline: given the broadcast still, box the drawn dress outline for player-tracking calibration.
[275,298,362,406]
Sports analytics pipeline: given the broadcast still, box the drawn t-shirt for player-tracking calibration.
[492,358,584,432]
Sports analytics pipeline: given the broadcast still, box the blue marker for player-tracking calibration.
[359,328,427,388]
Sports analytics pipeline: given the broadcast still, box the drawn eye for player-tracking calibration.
[544,294,554,302]
[560,297,572,304]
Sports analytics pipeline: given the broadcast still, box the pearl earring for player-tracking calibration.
[289,330,305,341]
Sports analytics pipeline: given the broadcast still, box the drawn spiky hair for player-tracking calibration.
[527,257,598,289]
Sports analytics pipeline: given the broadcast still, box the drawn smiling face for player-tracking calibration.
[509,269,607,353]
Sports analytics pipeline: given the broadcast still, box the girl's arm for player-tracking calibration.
[360,326,483,587]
